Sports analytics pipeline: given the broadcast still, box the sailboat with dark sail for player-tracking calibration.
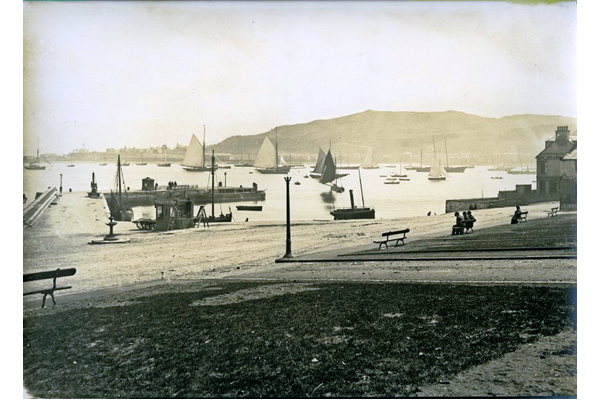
[310,147,349,180]
[182,125,213,172]
[319,150,345,192]
[107,155,134,221]
[200,151,233,224]
[254,127,291,174]
[330,168,375,220]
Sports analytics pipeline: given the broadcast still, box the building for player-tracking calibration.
[559,145,577,210]
[535,126,577,199]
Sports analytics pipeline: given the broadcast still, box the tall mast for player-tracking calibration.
[444,137,450,168]
[36,138,40,161]
[420,138,423,168]
[275,127,279,169]
[432,136,437,159]
[117,154,122,204]
[358,168,365,208]
[211,150,215,218]
[202,125,206,168]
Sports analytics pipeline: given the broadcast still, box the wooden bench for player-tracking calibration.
[374,229,410,250]
[545,207,558,217]
[518,211,528,223]
[23,268,77,308]
[464,219,476,234]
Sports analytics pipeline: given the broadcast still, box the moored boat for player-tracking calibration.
[236,205,263,211]
[254,128,291,174]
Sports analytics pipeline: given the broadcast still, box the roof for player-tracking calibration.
[536,138,575,158]
[562,147,577,161]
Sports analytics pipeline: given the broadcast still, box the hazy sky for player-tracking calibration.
[23,1,577,155]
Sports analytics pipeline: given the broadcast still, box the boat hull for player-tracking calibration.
[255,166,291,174]
[201,214,233,224]
[24,165,46,170]
[445,166,467,173]
[236,205,263,211]
[331,207,375,220]
[195,189,266,204]
[183,166,213,172]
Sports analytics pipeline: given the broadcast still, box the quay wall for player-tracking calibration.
[445,197,498,213]
[446,193,561,213]
[23,187,58,227]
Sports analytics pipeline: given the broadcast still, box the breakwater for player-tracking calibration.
[23,187,58,227]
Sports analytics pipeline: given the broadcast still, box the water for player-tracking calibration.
[23,162,536,222]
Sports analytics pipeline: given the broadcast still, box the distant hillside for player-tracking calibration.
[211,110,577,165]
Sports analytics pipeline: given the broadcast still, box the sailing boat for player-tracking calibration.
[409,139,431,172]
[310,147,349,180]
[254,127,291,174]
[428,158,447,180]
[330,169,375,220]
[200,150,233,224]
[443,137,466,173]
[390,164,410,180]
[157,147,171,167]
[319,150,344,192]
[108,155,134,221]
[361,147,379,169]
[506,148,536,174]
[67,153,75,167]
[182,126,212,171]
[309,147,327,178]
[24,141,46,170]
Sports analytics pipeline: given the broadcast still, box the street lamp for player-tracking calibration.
[283,176,292,258]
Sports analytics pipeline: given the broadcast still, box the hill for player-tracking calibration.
[211,110,577,165]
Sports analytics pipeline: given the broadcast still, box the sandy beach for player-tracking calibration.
[23,191,572,298]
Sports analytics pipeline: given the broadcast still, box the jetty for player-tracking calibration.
[23,187,58,228]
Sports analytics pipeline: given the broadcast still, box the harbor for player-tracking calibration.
[21,1,579,398]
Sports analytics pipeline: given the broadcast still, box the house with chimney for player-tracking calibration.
[535,126,577,201]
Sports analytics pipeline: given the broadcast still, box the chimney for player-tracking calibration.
[555,126,570,143]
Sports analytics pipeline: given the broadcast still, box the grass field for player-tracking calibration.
[23,281,576,398]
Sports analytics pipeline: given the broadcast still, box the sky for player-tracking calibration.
[23,1,577,155]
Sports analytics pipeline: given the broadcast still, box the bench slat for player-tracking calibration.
[23,268,77,282]
[23,286,72,296]
[382,228,410,237]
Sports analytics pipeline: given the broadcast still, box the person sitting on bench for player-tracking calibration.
[452,211,465,235]
[467,210,475,222]
[511,205,522,225]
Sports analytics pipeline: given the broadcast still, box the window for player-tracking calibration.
[156,205,163,219]
[539,160,546,174]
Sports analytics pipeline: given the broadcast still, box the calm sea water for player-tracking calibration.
[23,162,536,222]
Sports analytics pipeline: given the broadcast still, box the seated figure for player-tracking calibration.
[452,211,465,235]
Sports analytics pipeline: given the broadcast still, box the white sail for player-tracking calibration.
[254,137,276,168]
[181,134,205,168]
[320,150,337,184]
[428,158,447,179]
[279,155,287,166]
[361,147,377,168]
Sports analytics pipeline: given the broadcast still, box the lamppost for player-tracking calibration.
[283,176,292,258]
[59,174,63,194]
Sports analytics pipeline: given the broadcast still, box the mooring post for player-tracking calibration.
[284,176,292,258]
[59,174,63,195]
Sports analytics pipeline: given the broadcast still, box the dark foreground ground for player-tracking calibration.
[23,214,577,398]
[24,281,575,398]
